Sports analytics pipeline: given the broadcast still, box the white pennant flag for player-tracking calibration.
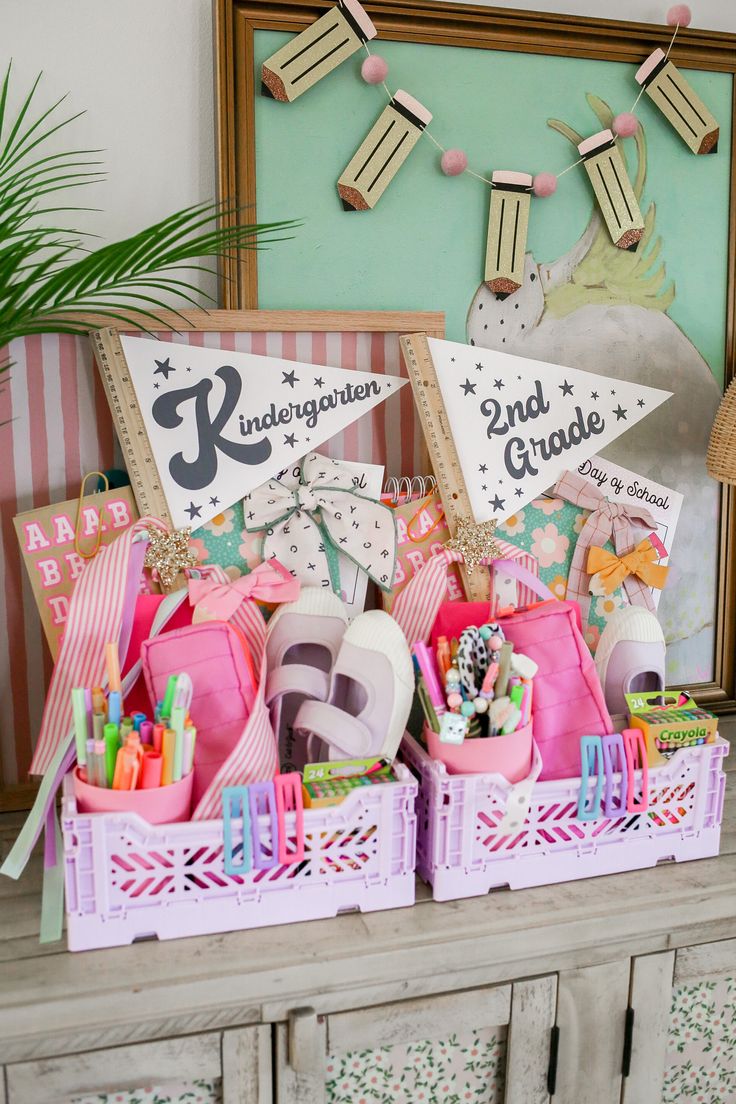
[119,335,406,529]
[428,337,672,523]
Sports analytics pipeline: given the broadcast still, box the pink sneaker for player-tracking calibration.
[293,609,414,762]
[265,587,348,772]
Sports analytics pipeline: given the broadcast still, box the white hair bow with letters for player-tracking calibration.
[243,452,397,593]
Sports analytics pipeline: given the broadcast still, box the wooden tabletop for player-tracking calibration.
[1,721,734,1064]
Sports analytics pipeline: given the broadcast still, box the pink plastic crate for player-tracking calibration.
[402,733,728,901]
[61,765,417,951]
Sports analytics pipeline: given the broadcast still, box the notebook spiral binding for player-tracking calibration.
[383,474,437,505]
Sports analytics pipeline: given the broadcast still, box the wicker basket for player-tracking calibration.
[707,379,736,484]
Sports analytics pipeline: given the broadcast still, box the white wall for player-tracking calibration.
[4,0,735,301]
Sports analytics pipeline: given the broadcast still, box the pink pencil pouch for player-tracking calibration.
[141,622,258,807]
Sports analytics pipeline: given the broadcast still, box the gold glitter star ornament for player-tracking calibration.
[445,517,503,571]
[144,525,199,591]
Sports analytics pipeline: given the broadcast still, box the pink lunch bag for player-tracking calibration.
[392,547,612,781]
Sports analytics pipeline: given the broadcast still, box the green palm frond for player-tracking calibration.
[0,62,298,357]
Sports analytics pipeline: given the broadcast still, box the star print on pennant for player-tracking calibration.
[116,334,406,529]
[425,335,672,523]
[154,357,175,379]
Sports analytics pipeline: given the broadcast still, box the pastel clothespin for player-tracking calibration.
[274,773,305,865]
[622,728,649,813]
[249,781,279,870]
[222,787,253,876]
[577,735,604,821]
[602,732,627,816]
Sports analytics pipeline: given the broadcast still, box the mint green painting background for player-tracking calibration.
[254,31,732,383]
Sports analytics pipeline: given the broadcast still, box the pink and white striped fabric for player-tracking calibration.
[489,538,541,612]
[30,518,155,776]
[1,330,427,787]
[30,516,279,817]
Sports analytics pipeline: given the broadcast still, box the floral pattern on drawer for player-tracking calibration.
[662,977,736,1102]
[72,1079,221,1104]
[327,1028,506,1104]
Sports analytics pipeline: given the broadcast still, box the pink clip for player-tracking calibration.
[274,773,305,865]
[623,729,649,812]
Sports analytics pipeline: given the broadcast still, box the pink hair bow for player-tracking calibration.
[553,469,659,630]
[188,559,300,623]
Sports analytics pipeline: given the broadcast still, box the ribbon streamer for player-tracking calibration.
[587,538,669,596]
[244,452,398,593]
[553,470,661,629]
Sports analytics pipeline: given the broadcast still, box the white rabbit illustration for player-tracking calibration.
[466,98,721,683]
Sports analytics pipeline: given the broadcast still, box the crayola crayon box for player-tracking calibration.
[625,690,717,764]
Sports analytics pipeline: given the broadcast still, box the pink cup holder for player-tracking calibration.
[425,720,533,781]
[73,766,193,823]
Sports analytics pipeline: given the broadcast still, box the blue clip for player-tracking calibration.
[577,735,604,821]
[248,781,279,870]
[602,732,628,816]
[222,786,252,875]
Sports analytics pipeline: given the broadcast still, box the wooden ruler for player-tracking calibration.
[399,331,489,601]
[90,327,173,526]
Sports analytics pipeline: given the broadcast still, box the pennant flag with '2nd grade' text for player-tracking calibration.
[428,336,672,524]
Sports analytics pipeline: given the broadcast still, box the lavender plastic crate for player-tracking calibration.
[402,732,728,901]
[61,765,417,951]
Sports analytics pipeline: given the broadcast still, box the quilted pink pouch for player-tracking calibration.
[141,622,259,807]
[433,598,612,782]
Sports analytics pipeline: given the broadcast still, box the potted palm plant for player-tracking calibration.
[0,62,295,362]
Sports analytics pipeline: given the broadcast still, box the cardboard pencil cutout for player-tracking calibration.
[484,171,533,299]
[338,90,432,211]
[425,336,672,524]
[261,0,377,103]
[635,49,719,155]
[578,130,645,250]
[117,335,406,530]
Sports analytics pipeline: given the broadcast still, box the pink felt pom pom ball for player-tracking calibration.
[441,148,468,176]
[614,112,639,138]
[666,3,692,26]
[533,172,557,198]
[361,54,389,84]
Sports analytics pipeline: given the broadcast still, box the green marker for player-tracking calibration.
[104,723,120,787]
[162,674,178,719]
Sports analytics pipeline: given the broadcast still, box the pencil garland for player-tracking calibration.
[262,3,720,284]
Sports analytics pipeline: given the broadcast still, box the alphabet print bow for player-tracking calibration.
[243,453,398,593]
[587,539,669,598]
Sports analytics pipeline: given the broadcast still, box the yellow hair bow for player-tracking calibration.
[587,538,669,596]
